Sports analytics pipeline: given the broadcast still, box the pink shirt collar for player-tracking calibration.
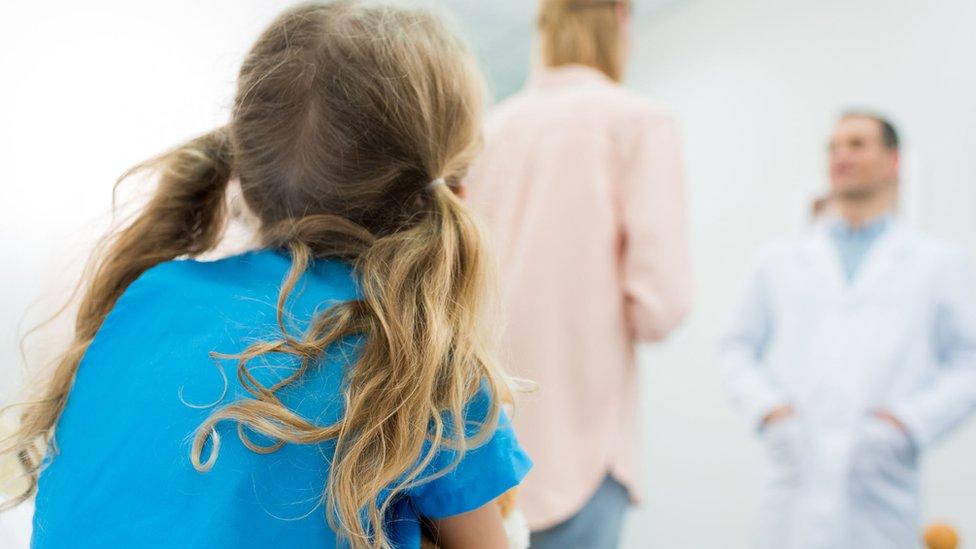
[527,63,613,90]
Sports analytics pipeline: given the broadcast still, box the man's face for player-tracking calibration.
[828,116,899,198]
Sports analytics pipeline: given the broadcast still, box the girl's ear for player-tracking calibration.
[198,179,263,262]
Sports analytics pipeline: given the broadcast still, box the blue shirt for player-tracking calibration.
[32,250,531,548]
[827,215,892,282]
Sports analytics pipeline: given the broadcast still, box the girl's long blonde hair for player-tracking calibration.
[2,2,509,547]
[538,0,629,81]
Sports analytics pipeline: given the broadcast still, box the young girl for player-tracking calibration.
[2,2,531,548]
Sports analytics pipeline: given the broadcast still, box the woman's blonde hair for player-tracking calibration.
[2,2,510,547]
[538,0,629,81]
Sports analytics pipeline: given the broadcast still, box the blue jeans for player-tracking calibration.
[529,475,630,549]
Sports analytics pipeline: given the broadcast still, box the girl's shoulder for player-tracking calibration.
[128,249,359,308]
[92,250,361,359]
[135,249,289,292]
[83,249,361,420]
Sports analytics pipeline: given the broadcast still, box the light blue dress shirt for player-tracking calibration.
[827,214,893,282]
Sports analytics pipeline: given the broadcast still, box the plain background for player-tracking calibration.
[1,1,974,547]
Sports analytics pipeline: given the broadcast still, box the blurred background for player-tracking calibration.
[1,0,975,547]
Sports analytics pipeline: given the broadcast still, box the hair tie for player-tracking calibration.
[427,177,447,191]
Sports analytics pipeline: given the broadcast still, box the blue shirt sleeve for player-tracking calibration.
[405,390,532,520]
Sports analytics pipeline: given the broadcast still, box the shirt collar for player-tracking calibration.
[826,212,894,239]
[527,64,613,91]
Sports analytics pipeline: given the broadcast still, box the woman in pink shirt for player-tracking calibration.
[465,1,693,546]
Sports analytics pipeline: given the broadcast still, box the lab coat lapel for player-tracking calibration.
[805,223,846,295]
[848,222,909,295]
[804,220,910,296]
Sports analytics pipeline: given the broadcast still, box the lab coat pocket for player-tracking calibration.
[850,417,919,517]
[760,417,804,487]
[858,417,917,465]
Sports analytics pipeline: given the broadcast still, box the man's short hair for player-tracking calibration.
[841,110,900,150]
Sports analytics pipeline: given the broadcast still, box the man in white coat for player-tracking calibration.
[720,112,976,548]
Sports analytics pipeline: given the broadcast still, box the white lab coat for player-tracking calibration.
[720,220,976,549]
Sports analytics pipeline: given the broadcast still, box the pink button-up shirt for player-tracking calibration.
[465,64,693,529]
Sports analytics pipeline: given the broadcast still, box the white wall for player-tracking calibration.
[623,0,976,547]
[1,1,974,547]
[0,1,290,400]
